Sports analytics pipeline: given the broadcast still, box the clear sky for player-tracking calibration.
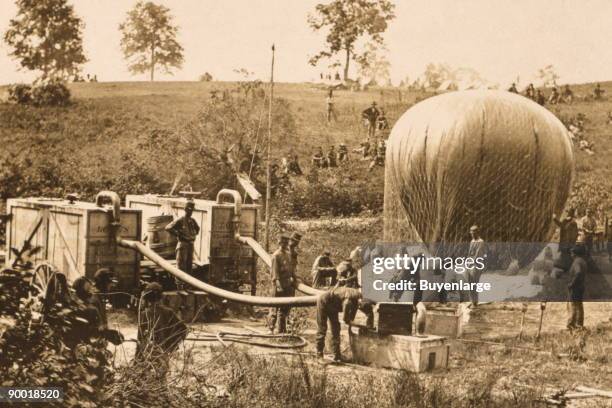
[1,0,611,86]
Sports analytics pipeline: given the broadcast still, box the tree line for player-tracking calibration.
[4,0,396,84]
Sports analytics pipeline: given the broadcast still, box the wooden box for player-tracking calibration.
[5,197,141,293]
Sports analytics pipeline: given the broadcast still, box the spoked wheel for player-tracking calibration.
[30,262,58,297]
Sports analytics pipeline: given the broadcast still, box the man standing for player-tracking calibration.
[553,209,578,268]
[166,200,200,292]
[268,234,296,333]
[524,83,535,100]
[326,89,338,123]
[311,250,336,288]
[362,102,380,139]
[466,225,486,307]
[316,286,373,362]
[580,208,597,255]
[536,89,546,105]
[593,83,605,100]
[567,246,587,330]
[137,282,187,378]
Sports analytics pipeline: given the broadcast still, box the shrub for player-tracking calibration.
[30,80,71,106]
[7,83,32,104]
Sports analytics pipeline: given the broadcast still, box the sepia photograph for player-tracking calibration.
[0,0,611,407]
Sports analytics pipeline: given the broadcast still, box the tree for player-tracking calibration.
[119,1,184,81]
[357,42,391,86]
[4,0,87,80]
[308,0,395,81]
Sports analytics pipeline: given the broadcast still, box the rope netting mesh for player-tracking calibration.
[384,90,574,267]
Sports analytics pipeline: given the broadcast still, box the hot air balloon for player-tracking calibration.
[384,90,574,266]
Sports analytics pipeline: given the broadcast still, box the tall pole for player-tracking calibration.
[264,44,275,251]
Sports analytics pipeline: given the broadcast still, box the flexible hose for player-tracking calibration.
[119,238,318,307]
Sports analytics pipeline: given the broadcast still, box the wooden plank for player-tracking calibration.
[575,386,612,398]
[237,173,261,201]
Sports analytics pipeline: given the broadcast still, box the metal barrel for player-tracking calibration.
[146,215,177,259]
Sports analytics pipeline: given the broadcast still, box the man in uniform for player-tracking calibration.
[165,200,200,291]
[327,145,338,168]
[362,102,381,139]
[553,209,578,269]
[268,234,296,333]
[312,147,326,168]
[465,225,486,307]
[338,143,349,162]
[336,258,359,288]
[536,89,546,105]
[137,282,187,378]
[566,246,587,330]
[316,286,373,362]
[311,250,336,288]
[326,89,338,123]
[580,208,597,255]
[593,83,605,100]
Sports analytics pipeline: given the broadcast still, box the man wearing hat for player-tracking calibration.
[166,199,200,291]
[268,234,296,333]
[465,225,486,306]
[311,250,336,288]
[137,282,187,377]
[362,101,381,139]
[567,245,587,330]
[316,286,374,362]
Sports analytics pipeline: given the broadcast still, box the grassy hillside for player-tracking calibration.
[0,80,610,215]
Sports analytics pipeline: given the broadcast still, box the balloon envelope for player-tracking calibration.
[384,90,574,265]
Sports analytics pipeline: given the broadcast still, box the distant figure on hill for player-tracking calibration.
[524,83,535,100]
[508,83,518,93]
[326,89,338,123]
[338,143,349,162]
[593,83,605,100]
[312,146,326,168]
[536,89,546,105]
[562,85,574,104]
[548,87,560,104]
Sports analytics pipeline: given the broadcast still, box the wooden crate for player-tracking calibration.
[5,198,141,292]
[375,302,414,335]
[125,194,259,286]
[350,328,450,372]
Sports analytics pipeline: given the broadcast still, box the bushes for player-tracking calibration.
[276,163,384,218]
[7,80,71,107]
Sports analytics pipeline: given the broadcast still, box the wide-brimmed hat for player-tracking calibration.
[290,232,302,243]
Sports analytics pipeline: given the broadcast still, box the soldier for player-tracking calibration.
[553,209,578,269]
[268,234,296,333]
[362,102,381,139]
[288,154,303,176]
[312,146,326,168]
[508,83,518,93]
[137,282,187,377]
[311,250,336,288]
[536,89,546,105]
[338,143,349,162]
[466,225,487,307]
[368,141,385,171]
[166,200,200,292]
[548,87,560,104]
[316,286,373,362]
[593,83,605,100]
[327,145,338,168]
[566,245,587,330]
[336,258,359,288]
[562,85,574,104]
[353,140,371,159]
[524,83,535,100]
[376,109,389,131]
[580,208,597,255]
[326,89,338,123]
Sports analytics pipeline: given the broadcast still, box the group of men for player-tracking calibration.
[509,82,606,105]
[311,144,349,168]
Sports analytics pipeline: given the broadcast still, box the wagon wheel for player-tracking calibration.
[30,261,58,297]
